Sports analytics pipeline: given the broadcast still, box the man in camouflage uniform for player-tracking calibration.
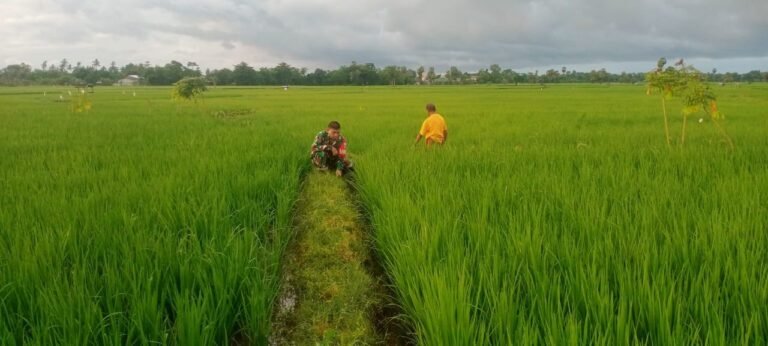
[311,121,352,177]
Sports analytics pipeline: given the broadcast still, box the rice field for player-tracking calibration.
[0,87,308,344]
[1,84,767,344]
[351,85,768,344]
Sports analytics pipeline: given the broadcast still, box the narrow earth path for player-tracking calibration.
[270,171,409,345]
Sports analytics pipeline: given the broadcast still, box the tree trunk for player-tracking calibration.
[662,97,671,147]
[681,114,688,147]
[711,118,735,149]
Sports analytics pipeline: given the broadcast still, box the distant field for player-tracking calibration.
[1,84,767,344]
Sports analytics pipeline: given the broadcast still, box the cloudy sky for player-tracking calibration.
[1,0,767,73]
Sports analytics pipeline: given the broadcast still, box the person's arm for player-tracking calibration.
[336,159,344,176]
[316,135,339,157]
[330,135,342,157]
[311,133,327,153]
[337,137,347,159]
[336,138,347,176]
[443,129,448,144]
[415,120,427,145]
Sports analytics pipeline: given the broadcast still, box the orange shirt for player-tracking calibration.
[419,113,447,144]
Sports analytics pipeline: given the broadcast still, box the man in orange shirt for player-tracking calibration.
[414,103,448,146]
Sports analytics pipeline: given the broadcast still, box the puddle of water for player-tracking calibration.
[269,274,299,346]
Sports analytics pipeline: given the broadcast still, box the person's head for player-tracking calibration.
[327,121,341,139]
[426,103,437,115]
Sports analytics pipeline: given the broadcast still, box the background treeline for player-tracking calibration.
[1,59,767,86]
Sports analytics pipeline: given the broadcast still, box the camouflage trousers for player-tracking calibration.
[311,150,352,172]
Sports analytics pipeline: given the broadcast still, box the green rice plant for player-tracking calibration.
[1,84,766,345]
[347,84,768,344]
[0,86,308,344]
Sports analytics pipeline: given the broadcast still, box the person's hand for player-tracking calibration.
[331,147,338,156]
[336,169,343,177]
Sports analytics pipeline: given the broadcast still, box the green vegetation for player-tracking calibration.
[1,84,766,344]
[0,87,307,344]
[351,84,768,344]
[271,172,392,345]
[3,59,767,87]
[172,77,209,102]
[646,58,733,148]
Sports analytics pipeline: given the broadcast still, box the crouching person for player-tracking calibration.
[311,121,352,177]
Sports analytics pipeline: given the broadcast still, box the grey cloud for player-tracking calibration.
[1,0,767,72]
[221,41,236,50]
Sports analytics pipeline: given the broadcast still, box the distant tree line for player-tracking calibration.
[1,59,767,86]
[0,59,203,86]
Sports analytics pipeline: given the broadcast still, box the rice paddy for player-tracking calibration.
[1,84,766,344]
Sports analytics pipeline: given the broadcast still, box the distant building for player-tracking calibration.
[418,71,428,84]
[116,75,141,86]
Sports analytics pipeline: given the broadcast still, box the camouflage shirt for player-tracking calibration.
[310,130,348,170]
